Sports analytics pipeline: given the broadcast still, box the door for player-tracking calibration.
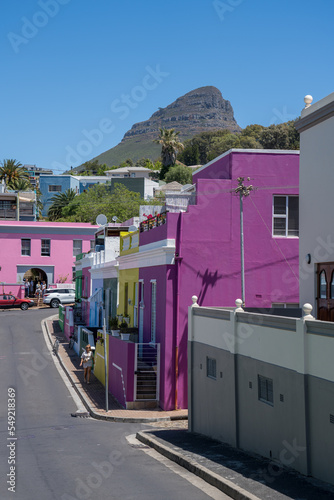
[317,263,334,321]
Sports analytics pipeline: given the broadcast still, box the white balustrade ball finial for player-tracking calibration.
[235,298,244,312]
[304,95,313,109]
[192,295,199,307]
[303,303,314,319]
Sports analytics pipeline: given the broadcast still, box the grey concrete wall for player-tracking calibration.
[237,357,308,475]
[307,375,334,485]
[190,341,237,447]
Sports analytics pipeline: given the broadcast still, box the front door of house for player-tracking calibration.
[317,262,334,321]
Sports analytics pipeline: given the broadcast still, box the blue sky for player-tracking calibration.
[1,0,333,173]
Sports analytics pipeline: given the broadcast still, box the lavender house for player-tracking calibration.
[132,149,299,410]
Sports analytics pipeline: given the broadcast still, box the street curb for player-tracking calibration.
[42,317,188,423]
[136,431,262,500]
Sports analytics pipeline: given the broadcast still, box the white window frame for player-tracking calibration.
[133,282,139,328]
[48,185,62,192]
[41,238,50,256]
[73,239,82,257]
[21,238,31,256]
[150,280,156,343]
[272,196,299,237]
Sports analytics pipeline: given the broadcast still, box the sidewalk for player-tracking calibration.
[43,316,187,423]
[136,429,334,500]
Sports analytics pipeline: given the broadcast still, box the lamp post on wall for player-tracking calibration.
[234,177,253,307]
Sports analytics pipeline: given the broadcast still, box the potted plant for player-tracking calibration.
[109,316,120,337]
[120,320,130,341]
[123,313,130,325]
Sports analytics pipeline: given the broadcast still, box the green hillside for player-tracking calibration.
[91,137,162,167]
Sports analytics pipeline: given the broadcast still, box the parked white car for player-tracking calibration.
[43,288,75,308]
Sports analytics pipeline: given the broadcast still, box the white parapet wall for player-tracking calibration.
[188,298,334,486]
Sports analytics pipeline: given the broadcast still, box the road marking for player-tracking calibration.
[126,435,230,499]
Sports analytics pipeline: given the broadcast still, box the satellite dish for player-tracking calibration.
[112,216,118,222]
[128,225,137,232]
[95,214,107,226]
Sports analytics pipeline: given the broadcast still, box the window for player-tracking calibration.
[21,239,31,256]
[320,270,327,299]
[73,240,82,257]
[273,196,299,237]
[271,303,299,309]
[72,266,76,281]
[90,240,95,251]
[258,375,274,405]
[151,281,156,343]
[48,185,62,192]
[133,283,138,328]
[124,283,128,316]
[41,239,50,256]
[0,200,12,209]
[207,357,217,380]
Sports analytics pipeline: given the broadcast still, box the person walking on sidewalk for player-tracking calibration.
[80,344,93,384]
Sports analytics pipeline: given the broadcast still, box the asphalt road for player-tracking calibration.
[0,308,227,500]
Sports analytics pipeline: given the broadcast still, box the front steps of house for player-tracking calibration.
[132,364,158,409]
[33,296,44,307]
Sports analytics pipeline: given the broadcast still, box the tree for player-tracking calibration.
[60,183,153,224]
[154,128,184,178]
[8,177,33,191]
[47,188,77,221]
[259,121,299,150]
[0,159,30,188]
[164,165,193,185]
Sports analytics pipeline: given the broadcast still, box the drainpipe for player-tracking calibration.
[174,211,184,410]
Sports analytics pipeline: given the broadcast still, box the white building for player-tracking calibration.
[295,93,334,320]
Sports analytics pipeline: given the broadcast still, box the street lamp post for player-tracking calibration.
[234,177,253,307]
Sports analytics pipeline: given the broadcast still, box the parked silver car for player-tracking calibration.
[43,288,75,308]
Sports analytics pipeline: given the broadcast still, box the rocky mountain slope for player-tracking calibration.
[89,86,241,167]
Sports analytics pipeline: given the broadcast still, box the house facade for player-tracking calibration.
[116,149,300,410]
[295,92,334,320]
[0,221,97,296]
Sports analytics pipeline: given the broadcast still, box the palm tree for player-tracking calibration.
[154,128,184,168]
[0,159,30,188]
[8,177,33,191]
[47,189,77,221]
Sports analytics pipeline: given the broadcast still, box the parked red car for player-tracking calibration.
[0,293,35,310]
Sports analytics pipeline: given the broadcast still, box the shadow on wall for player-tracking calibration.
[197,269,223,305]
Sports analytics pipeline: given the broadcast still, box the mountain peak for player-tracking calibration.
[122,85,240,143]
[91,86,240,167]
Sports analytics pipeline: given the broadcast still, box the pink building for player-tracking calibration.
[0,221,98,296]
[135,149,300,410]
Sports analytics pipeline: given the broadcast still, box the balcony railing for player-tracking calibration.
[139,213,166,232]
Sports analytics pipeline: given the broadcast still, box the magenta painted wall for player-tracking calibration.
[138,151,299,410]
[139,265,177,410]
[0,221,97,287]
[108,336,135,408]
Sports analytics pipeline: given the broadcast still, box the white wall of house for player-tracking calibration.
[296,93,334,309]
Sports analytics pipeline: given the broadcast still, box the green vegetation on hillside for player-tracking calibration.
[177,120,300,165]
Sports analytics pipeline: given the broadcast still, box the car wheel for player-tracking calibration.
[50,299,60,308]
[20,302,29,311]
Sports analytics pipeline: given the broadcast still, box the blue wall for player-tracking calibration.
[39,175,80,216]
